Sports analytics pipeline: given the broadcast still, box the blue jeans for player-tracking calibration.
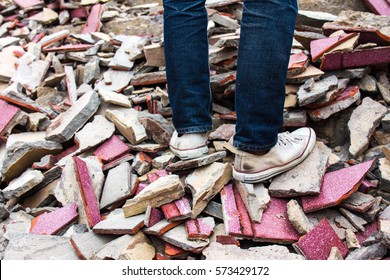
[163,0,298,151]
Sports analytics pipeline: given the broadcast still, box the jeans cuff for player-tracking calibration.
[176,125,212,134]
[233,139,277,152]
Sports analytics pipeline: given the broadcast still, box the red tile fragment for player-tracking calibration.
[233,187,253,237]
[252,197,300,243]
[216,235,240,246]
[0,100,20,137]
[294,219,349,260]
[135,182,149,195]
[70,8,89,19]
[165,243,187,257]
[310,33,358,62]
[32,31,46,43]
[320,47,390,71]
[301,160,374,213]
[288,52,309,75]
[356,221,378,245]
[30,203,78,235]
[161,196,192,222]
[147,169,169,184]
[362,0,390,16]
[54,143,80,161]
[93,135,130,162]
[43,44,94,53]
[185,217,215,240]
[82,4,102,34]
[144,207,164,227]
[74,157,101,227]
[359,179,378,193]
[102,153,134,171]
[220,184,242,237]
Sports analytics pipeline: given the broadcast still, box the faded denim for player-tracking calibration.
[163,0,298,151]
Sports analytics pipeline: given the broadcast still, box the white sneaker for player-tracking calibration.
[169,131,209,160]
[233,127,316,183]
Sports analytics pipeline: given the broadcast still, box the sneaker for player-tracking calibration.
[169,131,209,160]
[233,127,316,183]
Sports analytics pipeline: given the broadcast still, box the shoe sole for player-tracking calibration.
[170,146,209,160]
[233,135,316,184]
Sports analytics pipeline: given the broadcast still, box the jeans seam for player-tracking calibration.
[233,139,277,152]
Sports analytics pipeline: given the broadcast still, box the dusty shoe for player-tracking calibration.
[169,131,208,160]
[233,127,316,183]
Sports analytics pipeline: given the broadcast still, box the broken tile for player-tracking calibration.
[252,197,300,243]
[122,174,185,218]
[301,160,374,213]
[167,151,226,172]
[345,228,361,249]
[103,153,134,171]
[143,219,183,236]
[131,71,167,86]
[99,88,131,108]
[144,43,165,67]
[144,206,164,228]
[95,69,134,92]
[30,203,78,235]
[161,196,192,222]
[287,65,324,84]
[160,224,209,253]
[46,90,101,143]
[64,66,77,104]
[269,144,328,197]
[27,8,58,24]
[100,162,133,209]
[362,0,390,16]
[185,217,215,240]
[348,97,388,157]
[3,234,79,260]
[341,192,375,213]
[21,179,58,209]
[345,242,387,260]
[294,219,349,260]
[93,209,144,235]
[203,242,303,260]
[208,124,235,141]
[105,109,148,145]
[132,152,152,176]
[202,200,224,221]
[186,162,232,218]
[152,150,175,169]
[74,157,101,227]
[327,247,344,260]
[378,158,390,192]
[27,112,51,132]
[11,58,50,91]
[70,230,116,260]
[138,112,174,146]
[235,181,270,223]
[287,200,314,235]
[118,231,155,260]
[297,75,338,107]
[93,134,130,162]
[82,4,102,34]
[288,52,309,77]
[92,234,135,260]
[3,169,44,200]
[0,99,22,138]
[339,208,368,232]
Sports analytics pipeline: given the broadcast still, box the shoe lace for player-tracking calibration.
[277,132,303,146]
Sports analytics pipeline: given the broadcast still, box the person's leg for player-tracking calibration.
[232,0,317,183]
[163,0,212,135]
[233,0,298,152]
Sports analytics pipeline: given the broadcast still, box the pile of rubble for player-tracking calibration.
[0,0,389,260]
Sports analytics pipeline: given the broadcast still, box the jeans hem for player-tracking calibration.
[176,125,212,134]
[233,139,277,152]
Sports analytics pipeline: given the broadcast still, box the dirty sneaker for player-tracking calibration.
[233,127,316,183]
[169,131,209,160]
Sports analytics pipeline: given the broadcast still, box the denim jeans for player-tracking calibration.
[163,0,298,151]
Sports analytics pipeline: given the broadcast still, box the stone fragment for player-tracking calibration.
[202,201,224,221]
[131,71,167,86]
[235,181,270,223]
[93,209,144,235]
[95,69,134,92]
[161,196,192,222]
[345,243,387,260]
[74,157,101,227]
[143,219,183,236]
[339,208,368,232]
[287,65,324,84]
[269,144,328,197]
[301,160,374,212]
[287,200,314,235]
[167,152,226,172]
[21,179,58,209]
[93,135,130,162]
[203,242,304,260]
[122,175,185,217]
[64,66,77,104]
[348,97,388,157]
[118,231,155,260]
[185,217,215,240]
[70,231,116,260]
[132,152,152,175]
[327,247,344,260]
[30,203,78,235]
[3,234,79,260]
[253,197,300,243]
[378,158,390,192]
[0,203,10,221]
[99,89,131,108]
[288,52,309,77]
[3,169,44,200]
[27,112,50,132]
[341,192,375,213]
[294,219,349,260]
[359,75,378,93]
[346,229,361,249]
[100,162,133,209]
[160,224,209,253]
[283,110,308,127]
[144,206,164,228]
[208,124,236,141]
[152,151,175,169]
[46,91,101,143]
[297,75,338,106]
[11,58,50,91]
[311,33,359,62]
[144,43,165,67]
[139,112,174,146]
[186,162,232,218]
[308,86,361,121]
[105,109,148,145]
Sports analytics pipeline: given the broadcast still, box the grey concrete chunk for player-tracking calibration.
[99,88,131,108]
[339,208,368,232]
[70,231,116,260]
[3,169,44,200]
[167,152,226,172]
[341,192,375,213]
[152,150,175,169]
[297,75,338,106]
[346,243,387,260]
[287,199,314,235]
[378,158,390,193]
[138,112,174,146]
[93,209,144,235]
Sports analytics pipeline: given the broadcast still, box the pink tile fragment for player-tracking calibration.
[93,135,130,162]
[161,196,192,221]
[145,207,164,227]
[310,34,357,62]
[135,183,149,195]
[356,221,378,245]
[30,203,78,235]
[363,0,390,16]
[174,196,192,216]
[220,184,242,236]
[185,217,214,239]
[295,219,349,260]
[0,100,20,136]
[252,197,300,243]
[13,0,42,9]
[234,187,253,237]
[161,203,180,220]
[82,4,102,34]
[302,160,374,213]
[359,179,378,193]
[74,157,101,227]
